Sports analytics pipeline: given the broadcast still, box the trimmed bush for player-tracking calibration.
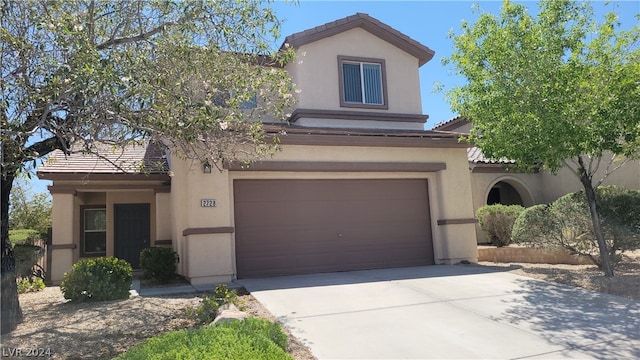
[511,204,555,246]
[140,247,178,283]
[9,229,41,246]
[115,318,292,360]
[476,204,525,247]
[60,257,132,302]
[17,277,45,294]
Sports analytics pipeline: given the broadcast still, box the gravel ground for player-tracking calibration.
[0,289,315,360]
[476,250,640,301]
[2,251,637,359]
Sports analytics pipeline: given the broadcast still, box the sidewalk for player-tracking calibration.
[129,277,243,297]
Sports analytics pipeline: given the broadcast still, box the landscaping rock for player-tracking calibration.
[211,303,249,325]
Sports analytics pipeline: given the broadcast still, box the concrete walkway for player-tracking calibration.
[238,265,640,360]
[130,278,241,297]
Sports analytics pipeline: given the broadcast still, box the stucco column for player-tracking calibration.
[49,192,76,284]
[434,155,479,264]
[155,191,172,243]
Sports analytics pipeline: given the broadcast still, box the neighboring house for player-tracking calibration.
[39,13,479,285]
[432,117,640,244]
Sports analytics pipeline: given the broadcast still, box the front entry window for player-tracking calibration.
[83,207,106,255]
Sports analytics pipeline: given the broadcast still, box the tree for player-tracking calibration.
[1,0,295,333]
[9,178,52,236]
[445,0,640,277]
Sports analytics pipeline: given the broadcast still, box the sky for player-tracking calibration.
[26,0,640,196]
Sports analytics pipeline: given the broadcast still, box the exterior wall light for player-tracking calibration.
[202,161,212,174]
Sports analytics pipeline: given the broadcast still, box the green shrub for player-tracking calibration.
[596,187,640,263]
[224,317,288,351]
[9,229,41,246]
[60,257,132,302]
[13,243,45,279]
[17,277,46,294]
[476,204,525,247]
[115,318,292,360]
[511,204,555,246]
[187,284,241,325]
[512,186,640,266]
[140,247,178,284]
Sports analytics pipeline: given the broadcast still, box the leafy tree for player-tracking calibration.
[445,0,640,277]
[9,178,52,236]
[1,0,295,333]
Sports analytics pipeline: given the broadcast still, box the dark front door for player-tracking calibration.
[114,203,150,269]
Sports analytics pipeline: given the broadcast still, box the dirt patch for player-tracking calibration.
[475,250,640,301]
[0,288,316,360]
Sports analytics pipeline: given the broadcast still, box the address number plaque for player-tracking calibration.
[201,199,217,207]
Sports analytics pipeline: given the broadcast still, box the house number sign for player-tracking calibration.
[201,199,217,207]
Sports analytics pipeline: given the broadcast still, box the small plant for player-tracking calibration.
[476,204,524,247]
[187,284,241,324]
[17,277,45,294]
[115,318,292,360]
[60,257,132,302]
[139,247,178,284]
[213,284,239,307]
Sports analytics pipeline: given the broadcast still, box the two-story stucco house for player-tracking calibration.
[38,13,480,285]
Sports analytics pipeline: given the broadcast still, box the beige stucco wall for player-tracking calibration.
[49,193,77,284]
[170,144,478,285]
[155,192,172,242]
[540,156,640,203]
[286,27,424,129]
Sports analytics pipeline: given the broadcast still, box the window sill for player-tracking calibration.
[340,102,389,110]
[81,253,107,258]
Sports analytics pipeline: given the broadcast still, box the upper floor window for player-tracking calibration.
[338,56,388,109]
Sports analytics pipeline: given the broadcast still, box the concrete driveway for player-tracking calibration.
[237,265,640,360]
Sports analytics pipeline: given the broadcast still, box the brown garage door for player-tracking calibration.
[234,179,434,278]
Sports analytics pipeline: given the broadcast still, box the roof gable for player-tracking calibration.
[282,13,435,66]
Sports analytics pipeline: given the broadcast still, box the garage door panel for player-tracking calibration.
[234,179,433,278]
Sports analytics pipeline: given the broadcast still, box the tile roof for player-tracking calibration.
[432,116,469,131]
[281,13,435,66]
[467,146,516,165]
[37,140,168,175]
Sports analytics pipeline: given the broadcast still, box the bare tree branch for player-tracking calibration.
[96,21,175,50]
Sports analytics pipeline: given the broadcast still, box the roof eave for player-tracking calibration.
[281,13,435,67]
